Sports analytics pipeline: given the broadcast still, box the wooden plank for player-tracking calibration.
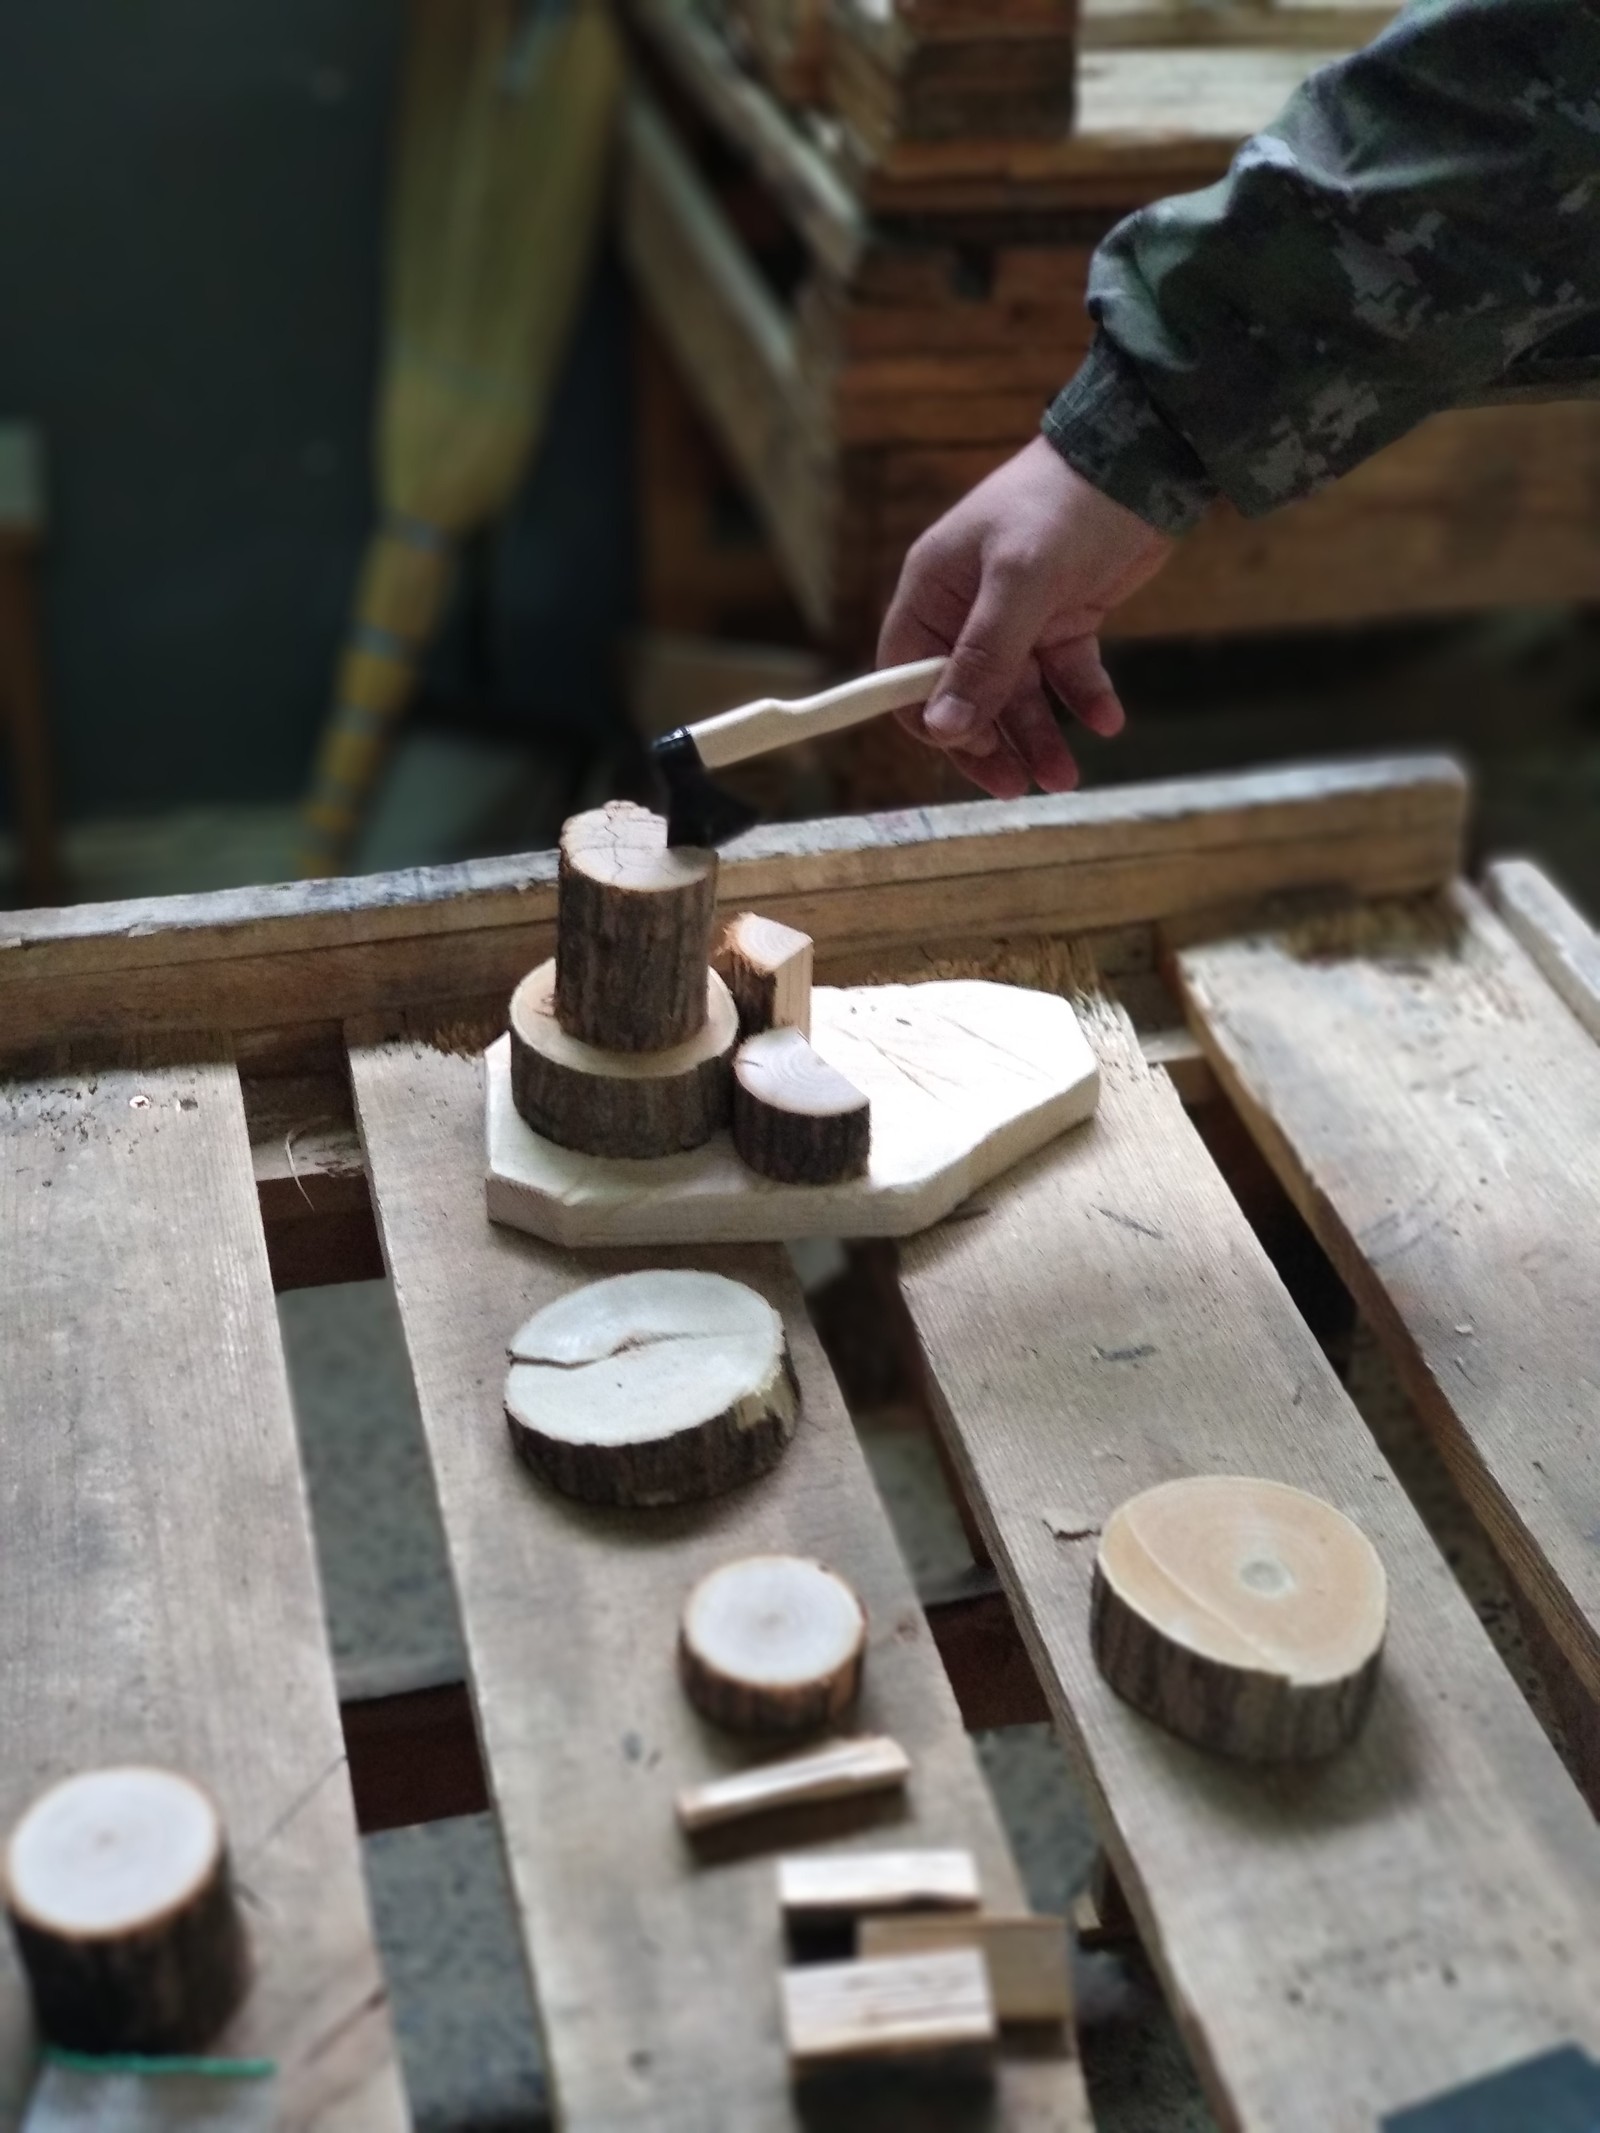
[0,1040,404,2128]
[859,1914,1073,2025]
[1080,0,1396,49]
[1484,858,1600,1046]
[1171,889,1600,1707]
[0,758,1468,1061]
[898,951,1600,2130]
[347,1015,1089,2132]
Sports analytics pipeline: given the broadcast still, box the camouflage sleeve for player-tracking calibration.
[1043,0,1600,534]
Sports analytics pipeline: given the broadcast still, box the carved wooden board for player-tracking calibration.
[486,979,1099,1246]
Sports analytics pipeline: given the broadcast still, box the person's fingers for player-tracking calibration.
[947,722,1032,799]
[997,684,1079,794]
[1038,634,1125,738]
[921,565,1040,749]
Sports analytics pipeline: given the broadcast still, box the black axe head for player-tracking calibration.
[652,728,761,850]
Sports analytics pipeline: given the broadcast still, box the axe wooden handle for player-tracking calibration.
[690,657,948,772]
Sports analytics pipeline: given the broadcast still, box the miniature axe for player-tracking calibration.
[652,656,947,848]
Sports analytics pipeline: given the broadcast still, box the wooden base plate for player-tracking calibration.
[485,979,1099,1247]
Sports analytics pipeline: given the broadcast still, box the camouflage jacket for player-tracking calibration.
[1042,0,1600,533]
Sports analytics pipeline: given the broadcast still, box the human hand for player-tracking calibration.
[878,436,1175,798]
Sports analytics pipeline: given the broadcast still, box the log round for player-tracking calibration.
[554,801,718,1051]
[504,1268,800,1506]
[510,960,737,1159]
[3,1766,249,2053]
[1090,1475,1388,1762]
[732,1027,871,1185]
[679,1554,867,1734]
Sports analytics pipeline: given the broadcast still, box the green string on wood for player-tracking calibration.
[43,2046,276,2080]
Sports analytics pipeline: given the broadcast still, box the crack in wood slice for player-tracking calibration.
[3,1767,249,2054]
[733,1025,871,1184]
[1091,1476,1388,1762]
[781,1948,996,2075]
[510,961,737,1158]
[675,1734,910,1833]
[679,1554,866,1734]
[504,1269,799,1507]
[714,910,814,1037]
[554,802,718,1052]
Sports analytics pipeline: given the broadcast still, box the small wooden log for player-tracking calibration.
[675,1735,909,1834]
[554,801,717,1051]
[679,1555,866,1735]
[859,1915,1073,2026]
[3,1767,248,2054]
[510,960,737,1159]
[505,1269,799,1508]
[781,1948,996,2076]
[1091,1475,1388,1762]
[732,1027,870,1185]
[778,1850,979,1926]
[714,912,813,1038]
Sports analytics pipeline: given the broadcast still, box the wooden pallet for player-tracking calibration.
[624,3,1600,657]
[8,753,1600,2129]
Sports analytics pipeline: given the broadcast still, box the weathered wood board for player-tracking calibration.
[349,1016,1089,2132]
[1172,888,1600,1706]
[0,1042,404,2128]
[486,980,1099,1247]
[898,954,1600,2132]
[0,758,1466,1061]
[1484,858,1600,1046]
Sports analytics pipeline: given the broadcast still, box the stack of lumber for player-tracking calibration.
[624,0,1600,664]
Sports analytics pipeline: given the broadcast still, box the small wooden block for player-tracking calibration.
[778,1849,980,1924]
[1092,1475,1389,1762]
[675,1735,909,1834]
[781,1948,997,2074]
[714,911,814,1038]
[859,1914,1073,2025]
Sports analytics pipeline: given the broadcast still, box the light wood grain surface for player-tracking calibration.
[349,1016,1088,2132]
[1173,888,1600,1706]
[0,1042,403,2129]
[899,952,1600,2132]
[1484,857,1600,1046]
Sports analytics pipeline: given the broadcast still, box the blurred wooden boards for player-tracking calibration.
[0,1042,403,2128]
[349,1019,1087,2131]
[626,5,1600,654]
[898,950,1600,2129]
[1172,888,1600,1707]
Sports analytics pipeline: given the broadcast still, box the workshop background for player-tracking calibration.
[3,3,1600,2128]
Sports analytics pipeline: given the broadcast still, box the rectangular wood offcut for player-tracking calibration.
[5,753,1600,2131]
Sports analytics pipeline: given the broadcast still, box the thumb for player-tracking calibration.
[921,568,1036,747]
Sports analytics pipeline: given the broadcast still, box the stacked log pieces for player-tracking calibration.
[511,802,737,1158]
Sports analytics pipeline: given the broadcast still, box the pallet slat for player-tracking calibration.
[1171,889,1600,1706]
[0,1042,404,2128]
[897,953,1600,2129]
[346,1019,1088,2132]
[1483,858,1600,1046]
[0,758,1466,1062]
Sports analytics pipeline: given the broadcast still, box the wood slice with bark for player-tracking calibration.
[504,1269,799,1507]
[714,912,814,1038]
[554,802,717,1051]
[510,960,737,1159]
[1090,1476,1388,1762]
[679,1555,866,1734]
[3,1766,249,2053]
[732,1027,871,1184]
